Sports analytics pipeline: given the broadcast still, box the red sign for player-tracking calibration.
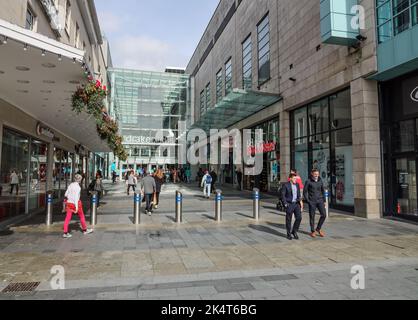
[247,142,276,155]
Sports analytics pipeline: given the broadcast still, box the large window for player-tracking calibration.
[200,90,205,116]
[377,0,418,43]
[205,83,211,110]
[291,89,354,209]
[25,6,35,31]
[242,36,252,90]
[28,140,48,212]
[0,129,29,221]
[257,14,270,85]
[216,69,223,103]
[225,59,232,95]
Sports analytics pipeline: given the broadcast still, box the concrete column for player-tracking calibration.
[351,78,382,219]
[0,120,3,172]
[280,111,291,183]
[46,143,55,192]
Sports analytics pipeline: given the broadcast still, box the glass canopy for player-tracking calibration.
[192,89,282,132]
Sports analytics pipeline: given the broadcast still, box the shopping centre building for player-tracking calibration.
[108,67,192,176]
[0,0,112,225]
[185,0,418,221]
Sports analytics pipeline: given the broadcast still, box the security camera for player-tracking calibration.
[356,34,367,42]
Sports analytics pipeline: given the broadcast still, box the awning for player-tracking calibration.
[0,18,110,152]
[192,89,282,132]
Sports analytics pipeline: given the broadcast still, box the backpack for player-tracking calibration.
[206,175,213,184]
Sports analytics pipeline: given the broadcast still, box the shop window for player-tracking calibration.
[225,59,232,95]
[393,120,416,153]
[242,36,252,90]
[309,98,329,135]
[257,14,270,85]
[293,107,308,139]
[0,129,29,221]
[28,140,48,212]
[330,89,352,130]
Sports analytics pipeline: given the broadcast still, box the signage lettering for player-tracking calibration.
[411,86,418,102]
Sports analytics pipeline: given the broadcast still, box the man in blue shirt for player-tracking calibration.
[281,173,304,240]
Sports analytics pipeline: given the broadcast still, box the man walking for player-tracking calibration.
[304,169,327,238]
[201,170,213,199]
[281,173,304,241]
[140,172,156,216]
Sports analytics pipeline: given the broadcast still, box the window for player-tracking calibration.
[216,69,223,103]
[200,90,206,116]
[257,14,270,85]
[377,0,418,43]
[25,7,35,30]
[75,23,80,48]
[242,36,252,90]
[206,83,211,110]
[291,88,354,208]
[225,59,232,95]
[65,0,71,34]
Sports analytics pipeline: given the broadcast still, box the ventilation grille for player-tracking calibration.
[2,282,40,293]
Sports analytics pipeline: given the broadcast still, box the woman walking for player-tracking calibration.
[9,170,19,195]
[63,174,93,239]
[154,169,165,209]
[127,170,137,196]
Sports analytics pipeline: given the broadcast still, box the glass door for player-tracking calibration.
[394,157,417,216]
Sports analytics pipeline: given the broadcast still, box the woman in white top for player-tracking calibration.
[10,170,19,195]
[63,174,93,239]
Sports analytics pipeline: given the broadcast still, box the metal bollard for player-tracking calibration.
[134,193,141,225]
[46,191,54,226]
[90,191,98,227]
[325,188,330,218]
[215,190,223,222]
[253,188,260,221]
[175,191,183,223]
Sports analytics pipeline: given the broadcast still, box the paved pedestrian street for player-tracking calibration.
[0,182,417,300]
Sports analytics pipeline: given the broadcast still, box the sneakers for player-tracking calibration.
[83,229,94,235]
[63,233,72,239]
[148,211,152,216]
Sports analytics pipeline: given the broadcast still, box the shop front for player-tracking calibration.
[290,88,354,212]
[244,118,280,193]
[381,70,418,221]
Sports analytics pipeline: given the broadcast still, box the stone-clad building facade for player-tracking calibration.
[186,0,383,219]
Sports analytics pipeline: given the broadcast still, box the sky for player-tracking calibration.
[95,0,220,72]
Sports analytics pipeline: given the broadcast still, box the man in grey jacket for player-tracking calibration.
[140,172,156,216]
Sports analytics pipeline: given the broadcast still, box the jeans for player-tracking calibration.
[285,203,302,236]
[308,201,327,233]
[64,200,88,234]
[203,184,211,198]
[10,184,19,195]
[127,185,136,195]
[145,194,153,212]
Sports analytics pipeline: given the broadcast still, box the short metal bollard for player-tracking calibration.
[215,190,223,222]
[325,189,330,218]
[90,191,98,227]
[134,193,141,225]
[253,188,260,221]
[175,191,183,223]
[46,191,54,226]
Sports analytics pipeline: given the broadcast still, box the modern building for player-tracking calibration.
[0,0,113,225]
[108,68,191,176]
[185,0,392,220]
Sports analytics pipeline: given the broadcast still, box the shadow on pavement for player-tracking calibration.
[248,224,288,239]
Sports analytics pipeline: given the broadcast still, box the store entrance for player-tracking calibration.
[393,156,417,218]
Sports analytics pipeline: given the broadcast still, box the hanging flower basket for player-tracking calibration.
[71,78,128,161]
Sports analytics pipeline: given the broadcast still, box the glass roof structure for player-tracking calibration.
[192,89,282,132]
[108,68,191,145]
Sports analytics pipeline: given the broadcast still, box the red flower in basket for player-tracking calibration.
[95,80,101,88]
[103,85,107,92]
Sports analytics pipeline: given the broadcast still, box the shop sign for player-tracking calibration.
[247,142,276,155]
[124,135,176,145]
[411,87,418,102]
[36,123,55,139]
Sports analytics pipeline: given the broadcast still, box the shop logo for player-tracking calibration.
[411,87,418,102]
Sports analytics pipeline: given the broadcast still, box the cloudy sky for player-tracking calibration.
[95,0,220,71]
